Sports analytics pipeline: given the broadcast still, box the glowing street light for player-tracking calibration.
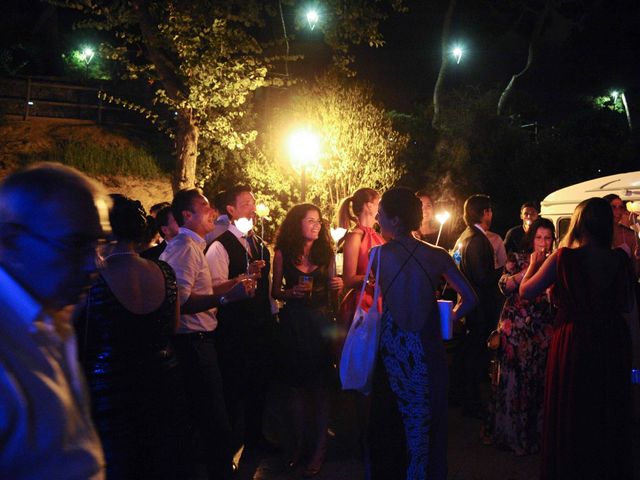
[451,45,464,64]
[78,46,95,65]
[287,128,321,202]
[610,89,632,132]
[306,9,319,30]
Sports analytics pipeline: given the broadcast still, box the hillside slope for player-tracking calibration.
[0,116,173,209]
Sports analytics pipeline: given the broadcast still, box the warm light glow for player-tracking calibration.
[452,46,463,64]
[234,217,254,235]
[287,128,321,170]
[435,211,450,225]
[79,46,95,65]
[255,203,271,219]
[306,10,319,30]
[330,227,347,243]
[627,201,640,213]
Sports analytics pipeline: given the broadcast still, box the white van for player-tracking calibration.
[540,171,640,242]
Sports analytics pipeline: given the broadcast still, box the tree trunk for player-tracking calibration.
[497,0,552,116]
[432,0,457,129]
[173,109,199,192]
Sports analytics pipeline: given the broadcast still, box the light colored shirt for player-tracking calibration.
[486,231,508,269]
[206,224,251,286]
[0,266,105,480]
[204,214,230,245]
[160,227,217,333]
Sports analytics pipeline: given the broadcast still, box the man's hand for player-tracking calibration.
[248,260,266,278]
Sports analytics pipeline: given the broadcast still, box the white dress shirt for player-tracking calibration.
[160,227,217,333]
[206,223,251,286]
[0,266,105,480]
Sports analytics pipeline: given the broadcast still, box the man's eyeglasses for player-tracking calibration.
[2,223,108,259]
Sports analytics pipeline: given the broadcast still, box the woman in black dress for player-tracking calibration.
[76,194,192,479]
[272,203,343,477]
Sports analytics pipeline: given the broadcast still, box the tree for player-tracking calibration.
[50,0,405,191]
[432,0,457,129]
[246,76,408,228]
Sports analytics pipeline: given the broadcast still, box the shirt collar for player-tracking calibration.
[0,265,45,333]
[228,223,248,240]
[178,227,207,249]
[474,223,487,235]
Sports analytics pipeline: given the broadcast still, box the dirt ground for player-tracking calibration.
[0,115,173,209]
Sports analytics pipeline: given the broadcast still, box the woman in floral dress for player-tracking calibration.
[492,217,556,455]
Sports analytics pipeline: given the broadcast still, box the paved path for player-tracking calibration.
[233,384,640,480]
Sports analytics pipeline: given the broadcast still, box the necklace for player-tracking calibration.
[103,251,139,261]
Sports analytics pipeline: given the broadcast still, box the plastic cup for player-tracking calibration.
[437,299,454,340]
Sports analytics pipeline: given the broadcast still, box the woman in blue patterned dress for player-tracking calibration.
[492,217,556,455]
[369,188,477,480]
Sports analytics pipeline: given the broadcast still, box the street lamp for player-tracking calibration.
[610,90,632,132]
[306,9,319,30]
[78,46,95,79]
[287,128,321,202]
[451,45,464,64]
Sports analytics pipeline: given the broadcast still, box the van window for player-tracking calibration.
[557,217,571,244]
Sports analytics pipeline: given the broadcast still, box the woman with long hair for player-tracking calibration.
[272,203,343,477]
[491,217,556,455]
[370,188,477,480]
[521,197,634,479]
[336,187,383,477]
[76,194,192,479]
[337,187,383,331]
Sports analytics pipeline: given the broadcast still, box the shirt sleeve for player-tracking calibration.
[162,242,199,306]
[206,241,230,286]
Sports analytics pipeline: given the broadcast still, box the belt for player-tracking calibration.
[174,330,216,340]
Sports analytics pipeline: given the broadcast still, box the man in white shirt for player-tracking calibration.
[0,162,108,479]
[160,187,250,480]
[206,185,275,451]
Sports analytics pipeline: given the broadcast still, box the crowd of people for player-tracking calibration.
[0,161,638,480]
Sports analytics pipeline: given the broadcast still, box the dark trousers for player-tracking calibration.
[451,321,489,415]
[216,315,277,449]
[173,333,233,480]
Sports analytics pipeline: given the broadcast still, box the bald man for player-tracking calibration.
[0,162,109,479]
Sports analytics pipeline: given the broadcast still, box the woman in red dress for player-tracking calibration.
[520,197,634,479]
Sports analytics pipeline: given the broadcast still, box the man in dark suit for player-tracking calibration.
[452,194,501,417]
[206,184,275,454]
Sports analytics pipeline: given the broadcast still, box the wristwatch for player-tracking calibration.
[219,296,228,306]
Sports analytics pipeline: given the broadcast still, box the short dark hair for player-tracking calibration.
[602,193,621,204]
[225,185,252,215]
[212,191,228,214]
[380,187,422,232]
[109,194,148,242]
[171,188,203,226]
[463,194,491,226]
[155,205,174,239]
[415,190,433,202]
[520,201,538,212]
[150,201,171,216]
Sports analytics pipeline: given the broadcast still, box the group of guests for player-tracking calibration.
[0,161,637,480]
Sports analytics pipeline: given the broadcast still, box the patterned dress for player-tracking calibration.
[493,252,554,455]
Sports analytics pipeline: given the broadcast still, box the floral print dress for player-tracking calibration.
[493,252,555,455]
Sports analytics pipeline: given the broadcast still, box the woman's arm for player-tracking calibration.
[498,258,527,295]
[341,229,365,290]
[519,250,559,299]
[442,262,479,322]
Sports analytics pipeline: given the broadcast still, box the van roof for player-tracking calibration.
[541,171,640,216]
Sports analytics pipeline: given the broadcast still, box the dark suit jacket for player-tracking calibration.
[456,226,500,329]
[140,240,167,261]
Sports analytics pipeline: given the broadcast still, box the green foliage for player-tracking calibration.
[61,48,111,80]
[18,140,169,178]
[48,0,406,189]
[246,76,408,227]
[592,95,625,114]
